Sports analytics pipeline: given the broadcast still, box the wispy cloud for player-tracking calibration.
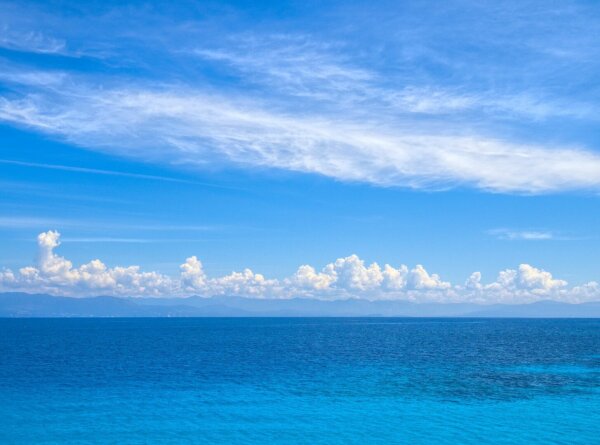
[0,159,195,184]
[0,216,68,229]
[194,36,374,101]
[0,3,599,195]
[194,35,596,120]
[0,216,220,232]
[0,66,68,87]
[0,179,130,204]
[0,27,66,54]
[2,83,600,193]
[487,229,573,241]
[0,158,248,192]
[61,237,196,243]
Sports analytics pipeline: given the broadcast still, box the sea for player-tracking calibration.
[0,318,598,444]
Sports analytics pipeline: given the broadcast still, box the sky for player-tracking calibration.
[1,0,600,302]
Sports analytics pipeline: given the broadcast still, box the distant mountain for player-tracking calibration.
[1,292,600,317]
[464,300,600,318]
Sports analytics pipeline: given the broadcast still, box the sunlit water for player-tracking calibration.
[1,318,599,444]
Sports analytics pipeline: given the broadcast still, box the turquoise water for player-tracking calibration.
[1,318,599,444]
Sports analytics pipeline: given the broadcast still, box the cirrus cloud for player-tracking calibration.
[1,3,600,195]
[2,84,600,194]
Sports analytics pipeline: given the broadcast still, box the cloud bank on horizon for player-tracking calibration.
[1,231,598,304]
[0,1,599,193]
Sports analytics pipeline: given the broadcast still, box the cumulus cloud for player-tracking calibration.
[1,231,173,296]
[465,264,570,304]
[288,264,336,291]
[283,256,451,300]
[179,256,206,290]
[1,231,598,304]
[209,269,280,298]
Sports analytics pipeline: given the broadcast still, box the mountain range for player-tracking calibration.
[1,292,600,317]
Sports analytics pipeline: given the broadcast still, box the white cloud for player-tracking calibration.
[487,264,567,293]
[323,255,383,291]
[460,264,571,304]
[1,231,598,303]
[0,28,66,54]
[0,159,197,184]
[0,216,71,229]
[288,264,336,291]
[1,6,600,197]
[488,229,557,241]
[208,269,280,298]
[1,231,174,296]
[179,256,207,290]
[406,264,451,290]
[0,215,219,232]
[283,256,450,299]
[194,37,594,121]
[465,271,483,290]
[194,36,374,100]
[2,84,600,194]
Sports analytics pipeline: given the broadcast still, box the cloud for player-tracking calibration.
[1,3,599,196]
[0,27,66,54]
[0,216,71,229]
[61,238,159,243]
[0,159,198,184]
[193,34,596,121]
[1,231,173,296]
[194,36,374,96]
[0,67,68,87]
[179,256,207,290]
[463,264,570,304]
[0,216,219,232]
[488,229,556,241]
[284,256,450,299]
[2,82,600,194]
[488,264,567,293]
[209,269,280,298]
[1,231,598,303]
[487,228,579,241]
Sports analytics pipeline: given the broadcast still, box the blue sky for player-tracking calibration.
[1,0,600,301]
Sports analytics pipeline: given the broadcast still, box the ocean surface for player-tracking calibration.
[1,318,599,444]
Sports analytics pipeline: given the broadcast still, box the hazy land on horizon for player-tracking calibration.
[2,292,600,318]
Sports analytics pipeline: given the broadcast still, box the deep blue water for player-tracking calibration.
[1,318,599,444]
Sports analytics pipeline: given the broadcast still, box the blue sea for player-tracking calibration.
[1,318,599,444]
